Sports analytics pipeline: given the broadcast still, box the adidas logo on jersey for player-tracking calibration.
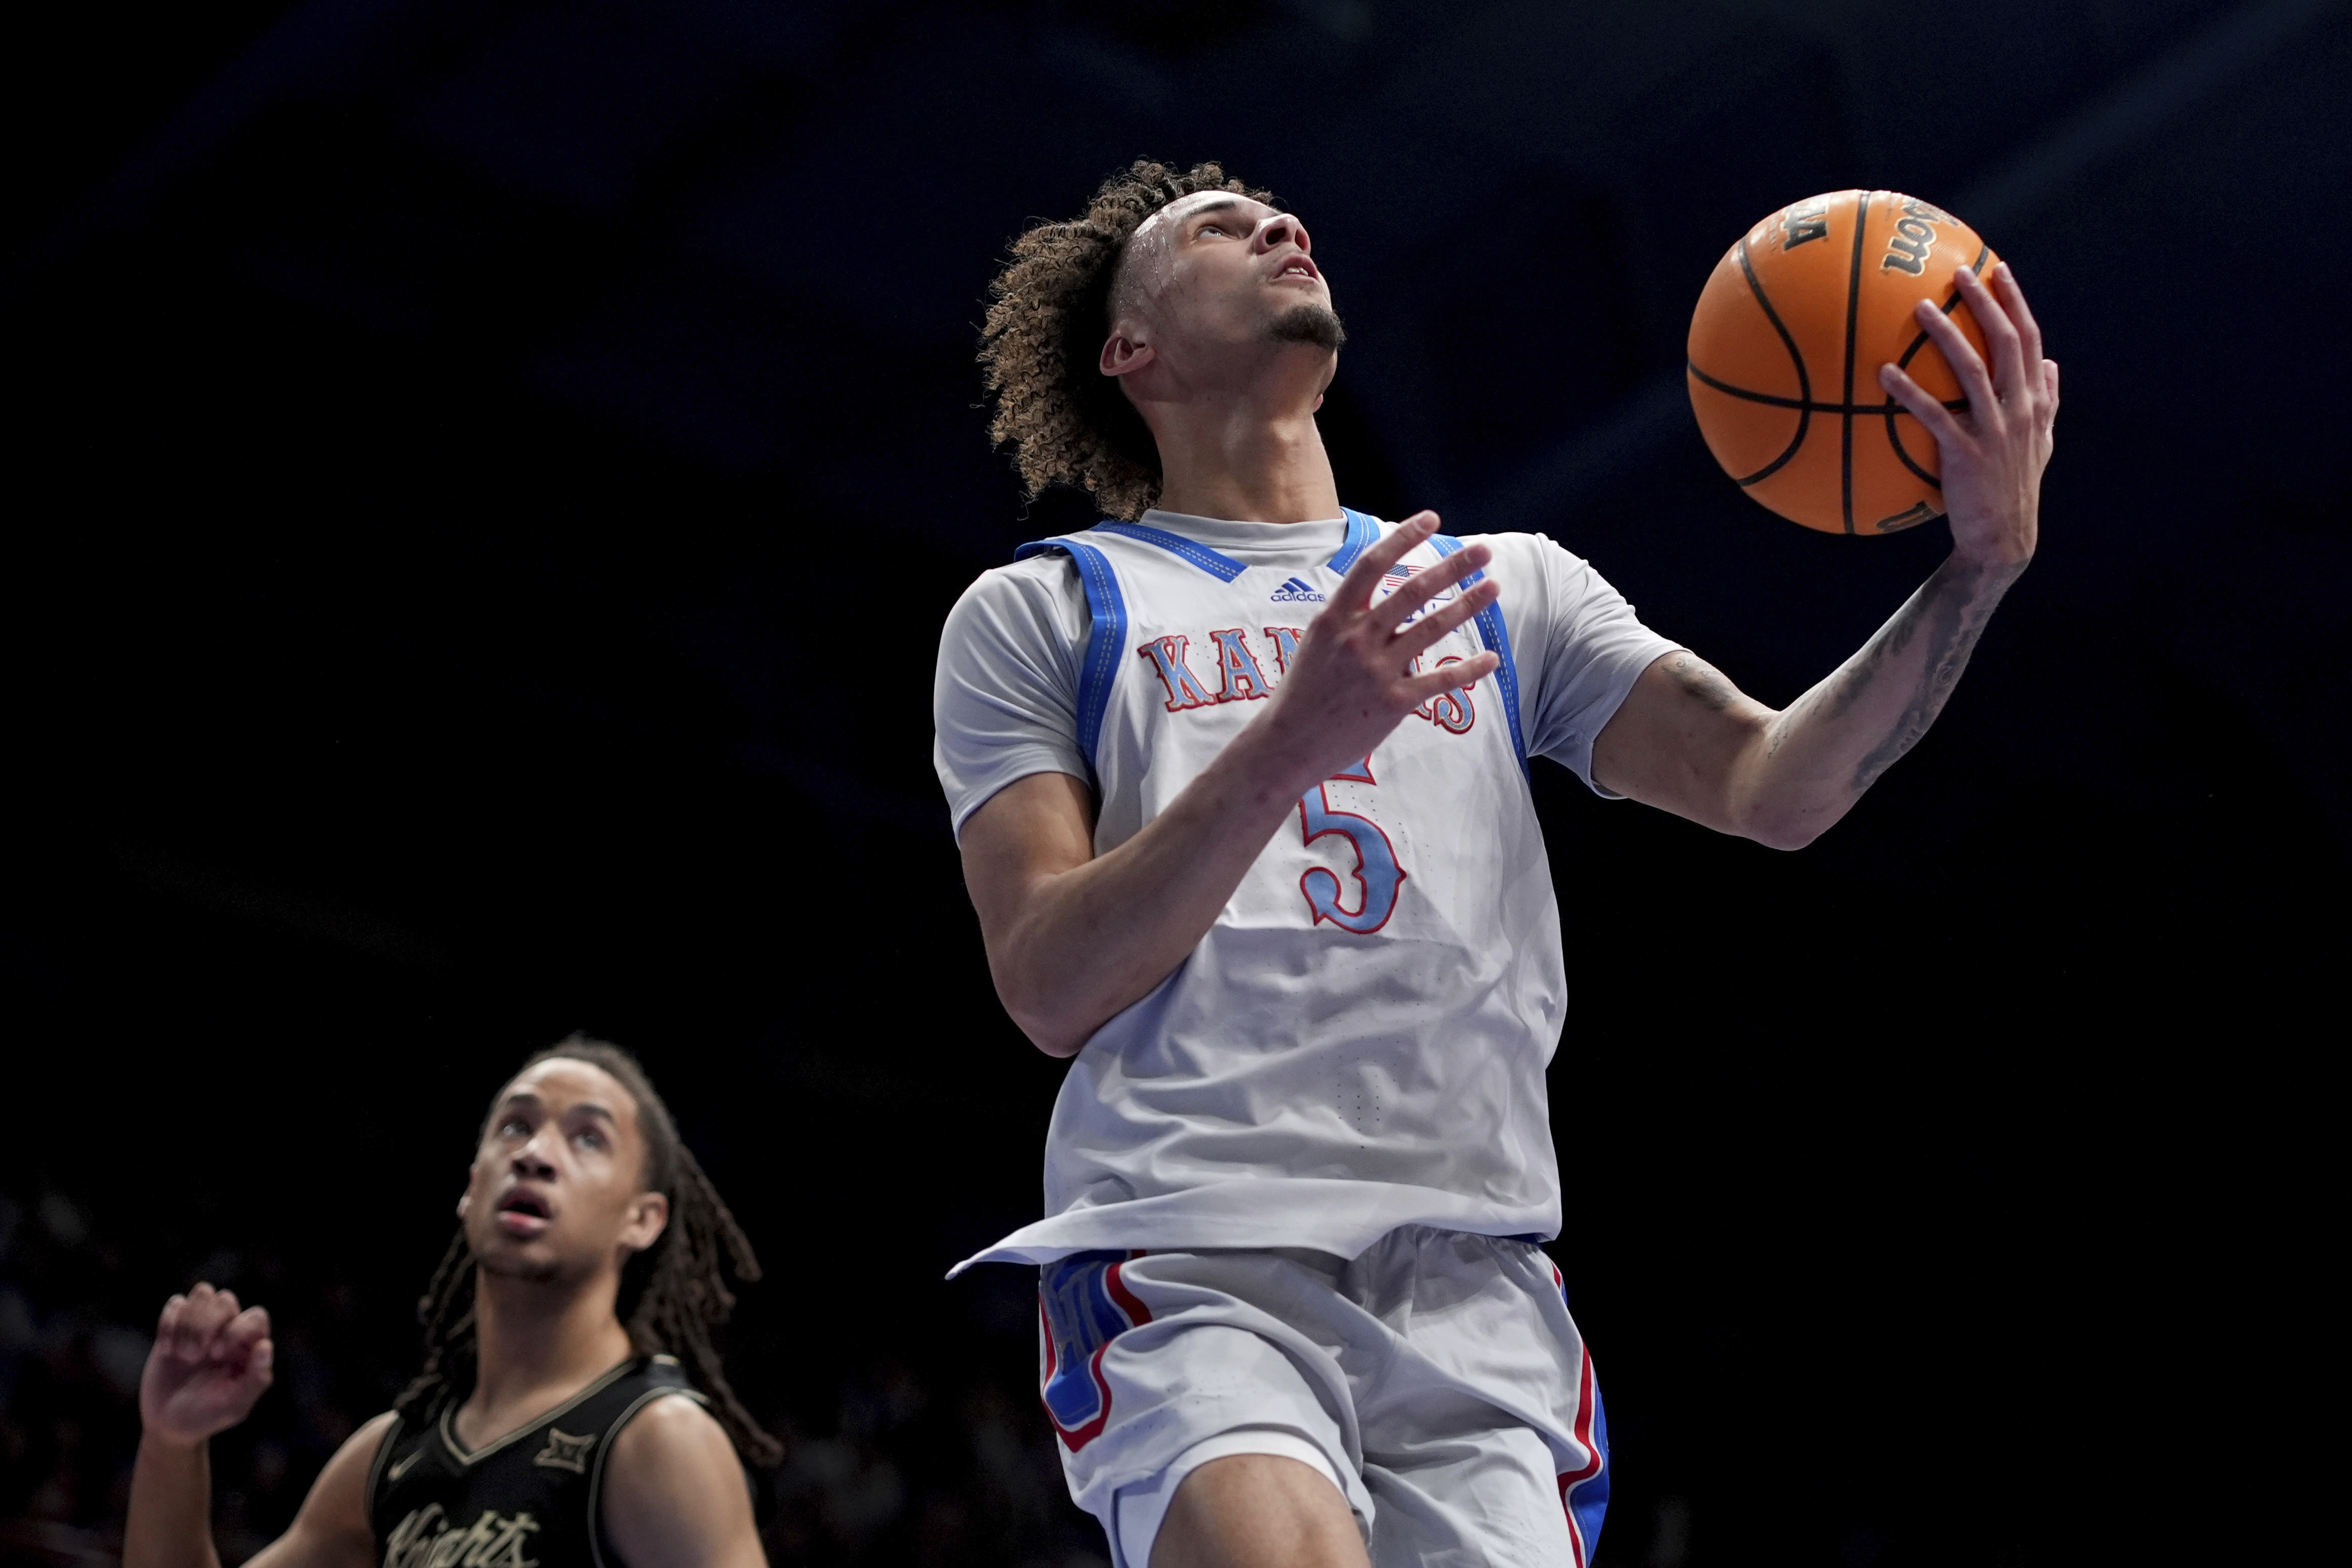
[1270,576,1325,603]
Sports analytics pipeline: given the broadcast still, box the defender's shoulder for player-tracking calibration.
[339,1410,405,1491]
[267,1410,399,1568]
[599,1391,763,1568]
[607,1385,728,1461]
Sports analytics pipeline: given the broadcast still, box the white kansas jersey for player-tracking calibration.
[938,510,1678,1272]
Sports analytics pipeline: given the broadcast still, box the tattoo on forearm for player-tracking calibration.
[1844,560,2013,793]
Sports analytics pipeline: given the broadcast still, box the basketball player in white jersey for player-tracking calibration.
[937,160,2055,1568]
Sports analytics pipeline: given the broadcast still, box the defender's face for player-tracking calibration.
[459,1058,666,1283]
[1120,191,1332,350]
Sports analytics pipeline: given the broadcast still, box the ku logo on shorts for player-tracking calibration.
[1038,1251,1153,1450]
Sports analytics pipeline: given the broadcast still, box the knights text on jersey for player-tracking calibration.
[942,510,1671,1272]
[364,1355,705,1568]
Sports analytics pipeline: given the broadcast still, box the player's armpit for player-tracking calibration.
[601,1396,766,1568]
[1589,651,1788,845]
[233,1412,396,1568]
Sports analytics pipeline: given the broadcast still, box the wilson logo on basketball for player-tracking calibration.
[1880,197,1957,276]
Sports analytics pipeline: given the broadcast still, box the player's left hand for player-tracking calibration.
[1878,261,2057,569]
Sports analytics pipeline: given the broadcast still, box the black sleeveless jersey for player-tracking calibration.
[364,1355,704,1568]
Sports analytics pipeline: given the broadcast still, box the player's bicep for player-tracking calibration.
[240,1413,394,1568]
[601,1398,765,1568]
[957,771,1097,946]
[1591,651,1773,831]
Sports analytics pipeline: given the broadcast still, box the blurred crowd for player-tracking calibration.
[3,1188,387,1568]
[0,1184,1108,1568]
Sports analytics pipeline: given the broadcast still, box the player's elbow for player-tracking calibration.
[989,963,1089,1058]
[1729,792,1834,851]
[1750,808,1834,860]
[977,906,1094,1057]
[1014,1010,1087,1059]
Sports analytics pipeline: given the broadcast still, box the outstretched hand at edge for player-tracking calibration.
[141,1283,275,1447]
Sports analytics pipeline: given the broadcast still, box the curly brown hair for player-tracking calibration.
[980,158,1279,521]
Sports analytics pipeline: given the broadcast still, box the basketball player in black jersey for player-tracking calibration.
[124,1038,775,1568]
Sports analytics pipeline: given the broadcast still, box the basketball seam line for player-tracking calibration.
[1729,237,1810,488]
[1687,361,1965,416]
[1840,190,1870,535]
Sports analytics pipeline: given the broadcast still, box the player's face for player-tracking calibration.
[1117,192,1340,362]
[458,1058,668,1285]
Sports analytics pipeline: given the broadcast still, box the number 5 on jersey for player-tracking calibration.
[1299,759,1404,934]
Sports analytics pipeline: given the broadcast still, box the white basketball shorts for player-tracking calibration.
[1036,1225,1609,1568]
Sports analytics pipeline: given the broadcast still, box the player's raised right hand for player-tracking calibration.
[1258,511,1501,790]
[140,1282,275,1446]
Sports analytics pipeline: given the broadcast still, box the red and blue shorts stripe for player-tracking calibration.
[1551,1261,1610,1565]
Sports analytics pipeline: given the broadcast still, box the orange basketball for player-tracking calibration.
[1686,190,1999,535]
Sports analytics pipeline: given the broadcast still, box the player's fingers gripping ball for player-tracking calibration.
[1687,189,1999,535]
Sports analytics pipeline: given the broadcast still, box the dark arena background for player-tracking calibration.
[4,3,2343,1566]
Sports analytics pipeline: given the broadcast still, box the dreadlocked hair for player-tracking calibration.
[980,158,1279,521]
[394,1034,784,1467]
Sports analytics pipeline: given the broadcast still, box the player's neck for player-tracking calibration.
[458,1267,634,1443]
[1143,374,1340,525]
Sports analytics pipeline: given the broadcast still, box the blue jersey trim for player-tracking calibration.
[1090,522,1246,583]
[1430,533,1528,774]
[1012,535,1128,773]
[1330,509,1380,573]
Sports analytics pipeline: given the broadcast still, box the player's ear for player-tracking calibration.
[1100,328,1154,380]
[456,1164,477,1219]
[620,1191,669,1254]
